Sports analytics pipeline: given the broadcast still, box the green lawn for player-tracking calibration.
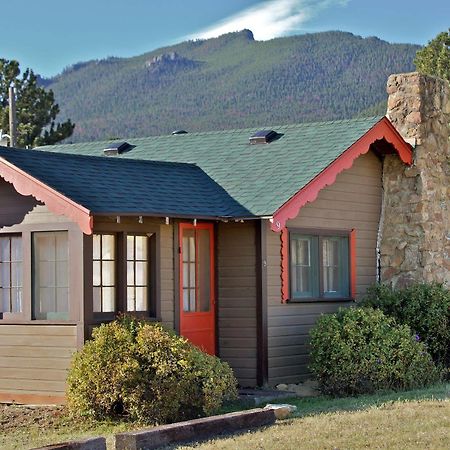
[0,384,449,449]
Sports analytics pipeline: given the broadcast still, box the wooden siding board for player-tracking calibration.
[0,325,77,399]
[266,152,382,385]
[217,222,257,387]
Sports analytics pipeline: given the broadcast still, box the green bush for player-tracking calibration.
[67,317,238,424]
[360,283,450,367]
[309,307,439,396]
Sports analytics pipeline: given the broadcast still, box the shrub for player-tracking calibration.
[309,307,439,396]
[67,317,238,424]
[360,283,450,367]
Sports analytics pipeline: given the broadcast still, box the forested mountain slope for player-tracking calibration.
[45,30,419,142]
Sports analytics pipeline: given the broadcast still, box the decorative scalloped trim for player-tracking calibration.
[271,117,412,232]
[0,157,93,234]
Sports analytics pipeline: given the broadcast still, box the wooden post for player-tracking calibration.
[8,85,17,147]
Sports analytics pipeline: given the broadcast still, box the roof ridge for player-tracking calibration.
[0,146,200,170]
[36,116,385,149]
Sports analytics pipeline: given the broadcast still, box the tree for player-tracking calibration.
[0,59,74,148]
[414,29,450,83]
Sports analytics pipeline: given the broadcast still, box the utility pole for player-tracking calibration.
[9,85,17,147]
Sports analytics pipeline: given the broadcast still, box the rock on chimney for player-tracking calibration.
[380,72,450,287]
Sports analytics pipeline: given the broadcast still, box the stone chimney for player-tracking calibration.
[380,72,449,287]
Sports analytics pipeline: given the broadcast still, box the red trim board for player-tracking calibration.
[271,117,413,232]
[0,157,93,234]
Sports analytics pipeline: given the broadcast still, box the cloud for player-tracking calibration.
[189,0,349,41]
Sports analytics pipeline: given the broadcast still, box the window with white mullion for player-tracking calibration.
[126,234,149,312]
[93,234,116,313]
[182,230,196,312]
[0,235,23,315]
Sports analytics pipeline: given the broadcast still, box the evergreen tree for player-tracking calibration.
[414,29,450,82]
[0,59,74,148]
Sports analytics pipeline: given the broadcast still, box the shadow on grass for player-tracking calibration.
[220,382,450,419]
[258,382,450,419]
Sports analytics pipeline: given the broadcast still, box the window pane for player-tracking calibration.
[93,287,101,312]
[11,288,21,313]
[0,262,10,288]
[127,235,135,260]
[135,262,147,286]
[135,236,147,260]
[0,238,9,262]
[102,287,115,312]
[183,263,189,288]
[183,289,190,312]
[33,232,69,320]
[135,287,147,311]
[102,261,115,286]
[322,237,349,298]
[127,286,135,311]
[290,236,315,298]
[1,288,10,313]
[93,234,101,260]
[11,237,22,261]
[198,229,210,312]
[11,262,22,288]
[127,261,134,286]
[93,261,101,286]
[102,235,115,260]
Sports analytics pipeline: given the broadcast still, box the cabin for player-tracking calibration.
[0,72,448,404]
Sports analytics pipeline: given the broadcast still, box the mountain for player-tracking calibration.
[44,30,420,142]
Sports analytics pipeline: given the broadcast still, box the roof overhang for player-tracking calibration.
[0,156,94,234]
[270,116,413,232]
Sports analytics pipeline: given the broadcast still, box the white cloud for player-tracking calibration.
[189,0,349,41]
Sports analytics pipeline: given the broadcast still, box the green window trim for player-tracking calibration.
[289,230,351,302]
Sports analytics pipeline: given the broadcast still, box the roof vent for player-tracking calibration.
[249,130,279,144]
[103,141,134,156]
[172,130,188,135]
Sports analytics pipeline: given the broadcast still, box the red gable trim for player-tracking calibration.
[0,157,93,234]
[271,117,412,232]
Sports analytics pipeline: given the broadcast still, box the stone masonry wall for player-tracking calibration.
[381,72,449,287]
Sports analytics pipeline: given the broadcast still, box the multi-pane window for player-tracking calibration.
[93,234,116,313]
[33,232,69,320]
[0,236,22,315]
[290,232,349,300]
[127,234,149,312]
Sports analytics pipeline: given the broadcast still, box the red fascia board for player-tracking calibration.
[271,117,412,232]
[0,157,93,234]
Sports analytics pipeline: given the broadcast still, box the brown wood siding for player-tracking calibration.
[217,222,257,387]
[0,324,77,403]
[266,152,382,385]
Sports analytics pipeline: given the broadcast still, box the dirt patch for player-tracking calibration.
[0,404,64,433]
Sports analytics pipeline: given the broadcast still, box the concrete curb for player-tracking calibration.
[31,436,106,450]
[115,408,276,450]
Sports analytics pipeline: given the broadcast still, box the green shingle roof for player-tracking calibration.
[38,116,384,217]
[0,147,251,218]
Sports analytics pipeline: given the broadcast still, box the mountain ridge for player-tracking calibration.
[44,30,420,142]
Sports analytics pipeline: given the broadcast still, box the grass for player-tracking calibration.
[0,383,449,449]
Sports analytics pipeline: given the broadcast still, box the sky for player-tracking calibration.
[1,0,449,78]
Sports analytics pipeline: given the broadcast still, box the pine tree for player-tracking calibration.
[414,29,450,83]
[0,59,74,148]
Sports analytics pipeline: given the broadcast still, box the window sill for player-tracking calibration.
[287,296,355,303]
[0,319,79,325]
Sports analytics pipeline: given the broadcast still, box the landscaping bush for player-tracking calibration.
[309,307,439,396]
[360,283,450,367]
[67,317,238,424]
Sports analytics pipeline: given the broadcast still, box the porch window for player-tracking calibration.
[93,234,116,313]
[33,232,69,320]
[289,231,350,300]
[126,234,149,312]
[0,235,23,315]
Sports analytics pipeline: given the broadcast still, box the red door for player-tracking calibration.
[179,223,215,355]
